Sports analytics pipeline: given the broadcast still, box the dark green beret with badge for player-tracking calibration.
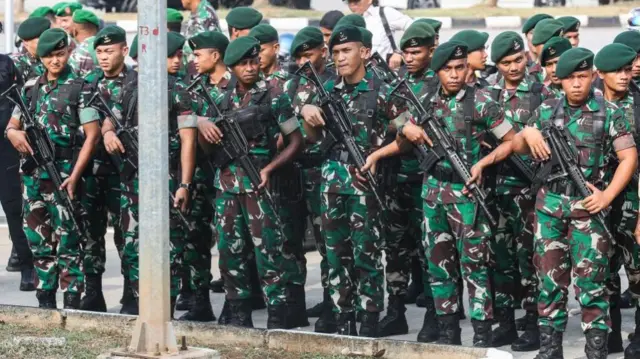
[291,26,324,57]
[224,36,260,66]
[189,31,230,53]
[328,25,363,51]
[400,22,435,50]
[360,27,372,49]
[52,2,68,14]
[595,43,636,72]
[614,31,640,53]
[450,29,488,52]
[226,7,263,30]
[532,19,564,46]
[431,41,468,72]
[36,28,69,57]
[94,25,126,49]
[55,2,82,17]
[167,8,183,23]
[555,47,594,79]
[491,31,525,63]
[415,18,442,33]
[167,32,186,57]
[72,9,99,27]
[130,35,139,59]
[557,16,580,33]
[335,14,366,29]
[248,24,279,45]
[18,17,51,41]
[540,36,571,66]
[29,6,55,18]
[521,13,552,34]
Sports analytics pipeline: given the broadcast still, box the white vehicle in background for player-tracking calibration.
[380,0,440,10]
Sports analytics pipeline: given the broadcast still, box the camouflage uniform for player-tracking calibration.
[14,65,97,294]
[545,82,564,100]
[10,48,45,84]
[182,1,221,79]
[69,36,97,77]
[527,92,635,332]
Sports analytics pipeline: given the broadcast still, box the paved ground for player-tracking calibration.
[0,226,636,359]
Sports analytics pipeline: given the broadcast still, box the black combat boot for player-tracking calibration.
[621,289,636,309]
[415,293,426,308]
[218,300,231,325]
[175,284,194,311]
[63,292,81,309]
[359,312,380,338]
[286,285,309,328]
[405,258,423,305]
[492,308,517,347]
[80,274,107,312]
[534,326,564,359]
[471,319,493,348]
[19,266,36,292]
[210,277,224,293]
[417,299,439,343]
[625,307,640,359]
[6,246,20,272]
[170,296,177,319]
[378,295,408,337]
[267,304,288,329]
[314,300,337,333]
[36,290,57,309]
[336,311,358,336]
[436,313,462,345]
[228,299,253,328]
[307,288,330,318]
[585,329,608,359]
[120,296,139,315]
[120,277,134,306]
[515,313,527,331]
[249,260,266,310]
[609,295,624,354]
[511,311,540,352]
[178,287,216,322]
[457,278,466,320]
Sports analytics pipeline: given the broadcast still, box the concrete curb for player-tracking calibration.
[0,305,513,359]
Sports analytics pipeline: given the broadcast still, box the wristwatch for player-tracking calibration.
[179,183,193,192]
[4,127,16,139]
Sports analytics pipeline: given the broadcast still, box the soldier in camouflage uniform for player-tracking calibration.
[225,7,263,40]
[197,36,303,329]
[450,30,489,89]
[6,28,101,309]
[540,37,571,100]
[557,16,580,48]
[513,47,638,359]
[11,18,50,85]
[68,10,99,77]
[615,31,640,90]
[53,2,82,53]
[486,31,551,351]
[522,14,552,67]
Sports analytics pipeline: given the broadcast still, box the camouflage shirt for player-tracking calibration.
[169,76,199,156]
[545,82,564,100]
[69,36,98,77]
[526,60,545,83]
[184,0,220,38]
[609,91,638,199]
[10,49,44,84]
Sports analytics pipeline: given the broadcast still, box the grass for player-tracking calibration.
[0,322,373,359]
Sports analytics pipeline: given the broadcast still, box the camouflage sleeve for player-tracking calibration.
[78,80,101,125]
[383,84,412,132]
[172,83,197,129]
[480,96,511,139]
[275,78,301,136]
[609,106,636,152]
[291,78,318,115]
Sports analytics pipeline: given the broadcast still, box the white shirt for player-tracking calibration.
[363,5,413,59]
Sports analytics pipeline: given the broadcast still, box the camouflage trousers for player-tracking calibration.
[490,191,538,311]
[607,191,640,298]
[216,190,288,306]
[423,200,493,320]
[83,174,123,276]
[321,192,384,313]
[534,196,610,332]
[384,180,425,297]
[23,174,84,293]
[303,166,327,288]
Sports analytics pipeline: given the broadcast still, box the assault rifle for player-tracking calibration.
[390,79,498,228]
[484,134,536,184]
[295,61,388,211]
[368,52,399,85]
[0,83,91,240]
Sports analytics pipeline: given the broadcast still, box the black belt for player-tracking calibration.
[297,155,325,169]
[548,180,581,197]
[430,167,464,184]
[54,146,75,160]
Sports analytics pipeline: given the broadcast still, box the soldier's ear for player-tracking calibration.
[122,45,130,58]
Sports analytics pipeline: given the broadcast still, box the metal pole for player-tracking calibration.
[130,0,177,354]
[4,0,14,53]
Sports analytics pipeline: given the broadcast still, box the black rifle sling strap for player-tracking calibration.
[463,86,476,167]
[379,7,398,52]
[529,82,543,112]
[591,96,606,183]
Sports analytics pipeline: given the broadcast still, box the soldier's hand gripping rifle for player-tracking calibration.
[0,84,91,240]
[541,123,613,239]
[295,62,388,211]
[390,79,498,228]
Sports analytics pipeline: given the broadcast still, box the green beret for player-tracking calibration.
[540,36,571,66]
[72,9,99,27]
[328,25,363,51]
[555,47,594,79]
[450,30,489,52]
[167,32,186,57]
[431,41,468,72]
[224,36,260,66]
[491,31,525,63]
[55,2,82,17]
[226,7,263,30]
[532,19,564,46]
[167,8,184,23]
[521,13,552,34]
[614,31,640,53]
[29,6,55,18]
[188,31,230,53]
[335,14,366,29]
[36,28,69,57]
[17,18,51,41]
[130,35,139,59]
[360,27,373,49]
[414,18,442,33]
[291,26,324,57]
[595,43,636,72]
[94,25,126,49]
[557,16,580,33]
[400,22,435,50]
[248,24,279,45]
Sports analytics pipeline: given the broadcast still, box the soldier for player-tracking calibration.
[77,26,133,313]
[450,30,489,88]
[540,37,572,100]
[167,9,184,33]
[225,7,263,40]
[521,14,552,65]
[11,18,50,85]
[6,28,101,309]
[249,24,286,80]
[68,9,99,77]
[319,10,345,46]
[414,18,441,48]
[486,31,550,351]
[196,36,304,329]
[557,16,580,48]
[529,19,564,83]
[614,31,640,88]
[594,43,640,356]
[512,47,638,359]
[29,6,56,24]
[182,0,221,38]
[129,35,138,67]
[53,2,82,34]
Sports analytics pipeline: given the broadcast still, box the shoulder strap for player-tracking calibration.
[591,95,606,181]
[219,75,238,112]
[287,74,302,103]
[632,89,640,138]
[463,86,476,166]
[490,87,501,102]
[379,7,398,52]
[529,82,543,113]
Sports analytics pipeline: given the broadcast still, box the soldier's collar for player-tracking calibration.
[335,71,372,92]
[584,92,602,113]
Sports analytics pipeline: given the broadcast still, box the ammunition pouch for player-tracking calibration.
[228,103,271,141]
[376,157,399,190]
[270,162,304,206]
